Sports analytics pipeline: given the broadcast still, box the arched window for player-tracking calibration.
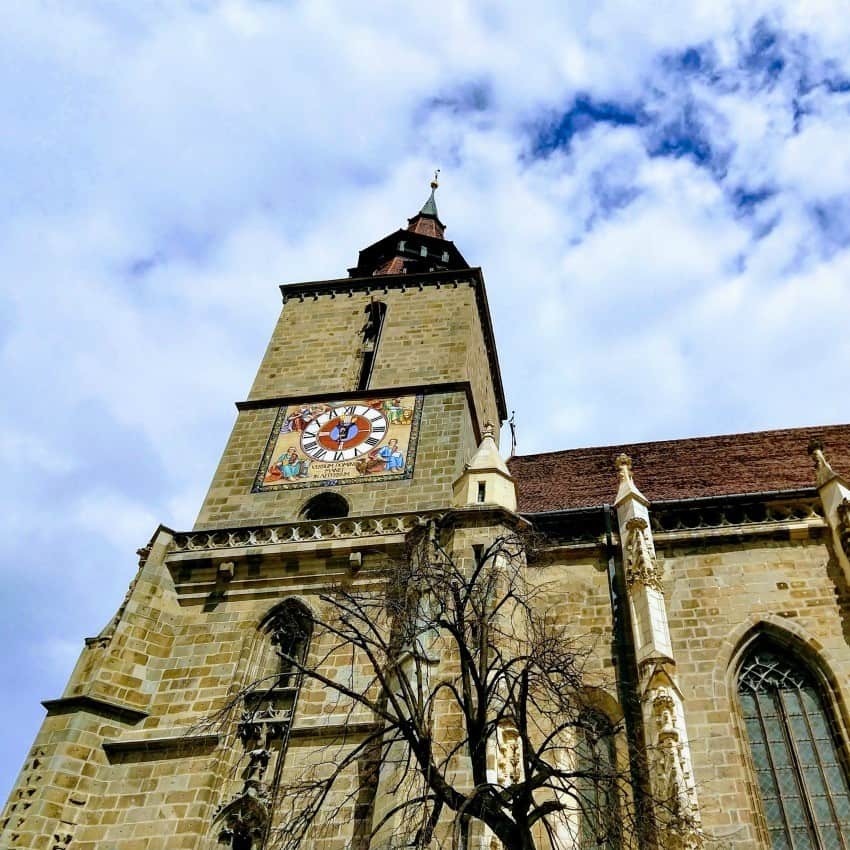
[266,599,312,687]
[576,710,621,850]
[737,641,850,849]
[300,492,349,520]
[216,602,314,850]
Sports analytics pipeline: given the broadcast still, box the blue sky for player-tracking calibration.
[1,0,849,798]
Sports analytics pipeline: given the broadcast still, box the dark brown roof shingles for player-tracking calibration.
[507,424,850,514]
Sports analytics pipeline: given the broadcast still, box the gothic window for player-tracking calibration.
[576,710,621,850]
[216,602,313,850]
[266,600,312,687]
[300,492,349,520]
[738,642,850,850]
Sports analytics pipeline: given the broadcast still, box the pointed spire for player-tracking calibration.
[419,170,440,218]
[407,170,445,239]
[452,422,517,511]
[349,171,469,277]
[614,453,648,507]
[467,422,510,476]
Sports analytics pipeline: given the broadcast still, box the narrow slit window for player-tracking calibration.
[357,298,386,391]
[477,482,486,503]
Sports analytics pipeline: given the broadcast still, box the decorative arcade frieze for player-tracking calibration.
[169,511,443,557]
[650,494,823,536]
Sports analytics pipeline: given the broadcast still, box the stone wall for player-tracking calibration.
[660,532,850,847]
[247,281,500,432]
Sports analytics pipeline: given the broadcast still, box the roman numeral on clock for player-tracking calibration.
[372,423,386,433]
[365,436,381,447]
[303,440,318,452]
[333,452,344,462]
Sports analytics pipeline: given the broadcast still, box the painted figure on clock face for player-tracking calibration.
[264,448,310,483]
[380,438,405,470]
[356,438,405,475]
[282,403,327,434]
[255,394,422,491]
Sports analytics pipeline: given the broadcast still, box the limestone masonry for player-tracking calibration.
[3,183,849,850]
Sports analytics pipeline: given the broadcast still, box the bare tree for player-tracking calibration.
[203,519,642,850]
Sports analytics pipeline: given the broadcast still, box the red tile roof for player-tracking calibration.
[407,213,445,240]
[508,424,850,513]
[375,256,405,275]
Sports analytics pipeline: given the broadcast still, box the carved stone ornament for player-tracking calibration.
[495,723,523,786]
[625,516,663,592]
[242,748,271,784]
[652,691,676,736]
[808,438,837,487]
[837,498,850,558]
[237,703,283,748]
[615,453,633,484]
[214,786,270,849]
[168,510,445,556]
[650,689,703,850]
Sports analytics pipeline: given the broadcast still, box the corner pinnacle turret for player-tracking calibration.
[348,172,468,277]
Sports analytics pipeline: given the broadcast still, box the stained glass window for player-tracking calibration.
[738,644,850,850]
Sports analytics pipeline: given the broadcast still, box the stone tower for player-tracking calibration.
[0,181,511,850]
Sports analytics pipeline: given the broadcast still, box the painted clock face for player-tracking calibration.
[254,393,423,491]
[300,404,388,463]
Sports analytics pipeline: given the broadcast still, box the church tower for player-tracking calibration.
[0,180,510,850]
[195,173,506,530]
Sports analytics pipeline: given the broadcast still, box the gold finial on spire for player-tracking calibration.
[431,169,440,190]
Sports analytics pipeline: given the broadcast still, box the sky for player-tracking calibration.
[1,0,850,799]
